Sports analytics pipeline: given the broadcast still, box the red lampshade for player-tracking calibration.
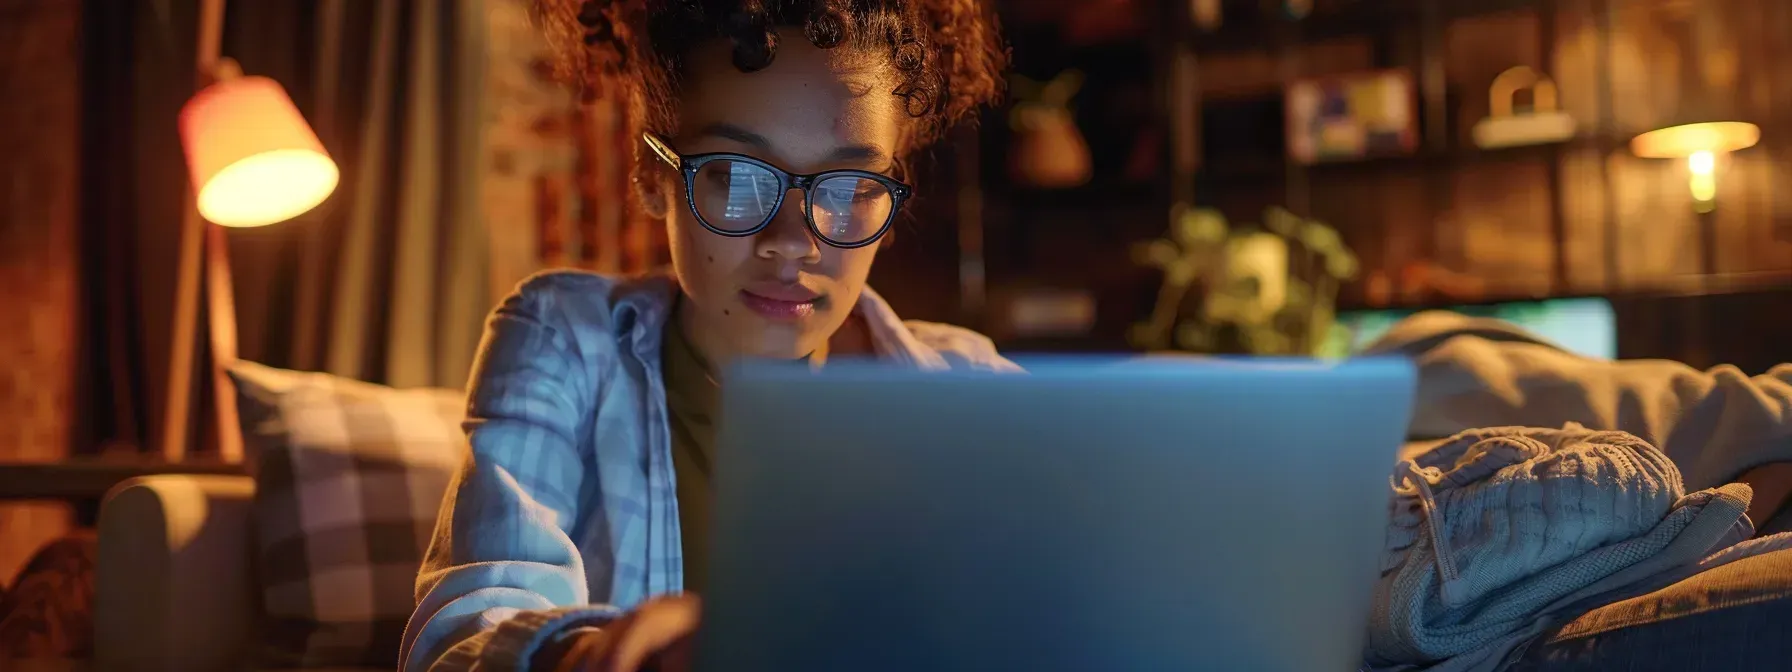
[179,75,339,228]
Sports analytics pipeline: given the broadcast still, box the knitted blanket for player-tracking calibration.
[1365,426,1751,671]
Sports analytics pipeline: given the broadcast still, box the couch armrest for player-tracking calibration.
[95,474,258,672]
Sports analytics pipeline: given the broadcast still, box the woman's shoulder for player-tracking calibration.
[901,320,1024,372]
[502,269,678,338]
[856,286,1021,372]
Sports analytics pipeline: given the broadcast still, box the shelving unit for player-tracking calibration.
[956,0,1792,363]
[1171,0,1618,305]
[966,0,1696,350]
[968,11,1169,349]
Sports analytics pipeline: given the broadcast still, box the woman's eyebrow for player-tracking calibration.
[695,122,772,150]
[826,144,891,167]
[695,122,891,169]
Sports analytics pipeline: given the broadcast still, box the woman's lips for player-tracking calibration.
[739,286,821,321]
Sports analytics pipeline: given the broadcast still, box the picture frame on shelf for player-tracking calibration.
[1284,69,1419,165]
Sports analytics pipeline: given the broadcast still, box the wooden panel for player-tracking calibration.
[0,0,80,582]
[1558,145,1614,292]
[1450,158,1555,296]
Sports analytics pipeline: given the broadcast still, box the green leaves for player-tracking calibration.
[1131,206,1359,355]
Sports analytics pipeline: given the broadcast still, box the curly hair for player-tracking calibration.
[535,0,1008,156]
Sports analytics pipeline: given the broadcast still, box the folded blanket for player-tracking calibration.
[1364,311,1792,492]
[1365,426,1752,672]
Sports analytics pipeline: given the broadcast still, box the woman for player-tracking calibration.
[401,0,1012,669]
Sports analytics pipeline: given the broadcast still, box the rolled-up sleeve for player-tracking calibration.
[401,276,621,671]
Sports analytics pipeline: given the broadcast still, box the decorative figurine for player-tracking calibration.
[1471,66,1577,149]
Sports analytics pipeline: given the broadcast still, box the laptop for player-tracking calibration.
[699,357,1416,672]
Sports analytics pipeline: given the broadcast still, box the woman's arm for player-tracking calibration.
[401,275,621,671]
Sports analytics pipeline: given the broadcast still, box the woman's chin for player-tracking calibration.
[732,327,829,363]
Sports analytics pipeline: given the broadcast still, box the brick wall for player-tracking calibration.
[483,0,660,298]
[0,0,81,583]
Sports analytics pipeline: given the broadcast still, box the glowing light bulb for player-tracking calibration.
[1688,150,1715,176]
[1687,149,1717,212]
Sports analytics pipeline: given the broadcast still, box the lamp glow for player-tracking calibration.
[179,75,338,228]
[1630,121,1758,213]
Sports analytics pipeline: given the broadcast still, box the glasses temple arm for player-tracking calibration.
[642,133,681,169]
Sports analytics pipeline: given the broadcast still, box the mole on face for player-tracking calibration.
[723,309,731,316]
[707,255,714,263]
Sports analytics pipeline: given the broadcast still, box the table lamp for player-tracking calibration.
[1629,121,1759,214]
[160,0,338,463]
[1622,6,1757,282]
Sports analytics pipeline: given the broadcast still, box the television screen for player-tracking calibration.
[1331,297,1617,360]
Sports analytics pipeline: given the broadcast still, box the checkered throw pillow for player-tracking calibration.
[230,361,466,668]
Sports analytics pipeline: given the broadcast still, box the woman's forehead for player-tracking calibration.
[676,40,902,167]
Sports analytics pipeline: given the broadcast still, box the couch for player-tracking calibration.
[95,361,465,672]
[96,474,305,671]
[89,352,1792,671]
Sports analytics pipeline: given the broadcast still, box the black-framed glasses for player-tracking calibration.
[644,133,911,249]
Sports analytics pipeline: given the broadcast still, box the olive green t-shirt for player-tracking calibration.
[662,315,720,594]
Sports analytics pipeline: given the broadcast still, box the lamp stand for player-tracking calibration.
[1697,208,1718,283]
[158,0,243,464]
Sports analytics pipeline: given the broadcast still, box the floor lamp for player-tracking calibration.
[159,0,339,463]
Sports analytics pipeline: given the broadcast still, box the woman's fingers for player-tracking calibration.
[596,594,703,672]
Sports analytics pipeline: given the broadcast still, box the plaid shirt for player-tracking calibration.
[401,270,1018,671]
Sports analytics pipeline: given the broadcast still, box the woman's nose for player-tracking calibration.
[753,193,820,262]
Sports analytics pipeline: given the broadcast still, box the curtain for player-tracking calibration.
[80,0,640,462]
[222,0,491,389]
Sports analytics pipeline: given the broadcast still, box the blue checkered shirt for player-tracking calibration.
[400,270,1019,671]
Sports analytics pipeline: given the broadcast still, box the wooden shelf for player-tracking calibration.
[1190,0,1545,54]
[987,181,1162,210]
[0,457,245,501]
[1334,271,1792,313]
[1197,138,1595,184]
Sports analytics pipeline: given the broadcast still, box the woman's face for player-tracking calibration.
[663,39,903,364]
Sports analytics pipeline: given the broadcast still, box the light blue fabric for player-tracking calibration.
[1366,425,1753,671]
[400,270,1018,671]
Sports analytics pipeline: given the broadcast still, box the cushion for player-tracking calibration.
[230,361,465,668]
[1516,543,1792,669]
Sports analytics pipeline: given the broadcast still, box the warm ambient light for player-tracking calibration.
[1630,121,1759,213]
[179,75,338,227]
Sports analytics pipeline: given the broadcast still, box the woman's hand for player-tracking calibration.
[550,594,701,672]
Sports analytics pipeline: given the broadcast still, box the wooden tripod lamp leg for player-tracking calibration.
[158,0,231,464]
[207,220,244,463]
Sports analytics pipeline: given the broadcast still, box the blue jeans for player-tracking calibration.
[1516,545,1792,670]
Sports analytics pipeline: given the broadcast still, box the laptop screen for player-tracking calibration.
[1330,297,1618,360]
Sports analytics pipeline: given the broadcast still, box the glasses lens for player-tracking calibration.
[693,160,781,232]
[809,175,894,245]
